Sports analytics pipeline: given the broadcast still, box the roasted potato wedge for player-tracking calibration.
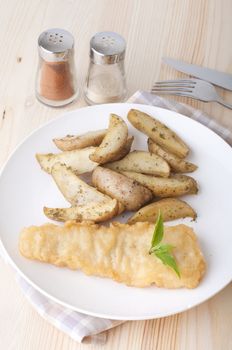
[148,138,197,173]
[92,166,153,211]
[51,163,124,216]
[36,147,98,174]
[51,163,112,205]
[44,199,118,223]
[53,129,107,151]
[110,136,134,161]
[105,150,170,177]
[121,171,198,197]
[117,201,126,215]
[127,198,196,224]
[89,114,128,164]
[128,109,189,158]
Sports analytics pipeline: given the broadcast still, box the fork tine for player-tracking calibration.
[153,82,195,88]
[153,84,195,90]
[150,90,193,97]
[151,87,194,92]
[153,80,196,90]
[155,79,196,84]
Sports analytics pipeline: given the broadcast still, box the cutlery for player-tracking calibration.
[152,78,232,109]
[163,57,232,91]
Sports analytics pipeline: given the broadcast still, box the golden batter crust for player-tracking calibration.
[19,221,206,289]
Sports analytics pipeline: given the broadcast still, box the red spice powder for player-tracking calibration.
[40,60,74,101]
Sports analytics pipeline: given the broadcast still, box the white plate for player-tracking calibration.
[0,103,232,320]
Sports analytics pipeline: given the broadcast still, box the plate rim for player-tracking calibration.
[0,102,232,320]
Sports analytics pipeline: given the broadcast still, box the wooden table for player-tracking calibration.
[0,0,232,349]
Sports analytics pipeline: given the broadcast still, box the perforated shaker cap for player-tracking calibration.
[90,32,126,64]
[38,28,74,62]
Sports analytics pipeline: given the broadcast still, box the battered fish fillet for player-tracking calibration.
[19,221,206,289]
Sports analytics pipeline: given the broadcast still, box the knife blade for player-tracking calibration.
[163,57,232,91]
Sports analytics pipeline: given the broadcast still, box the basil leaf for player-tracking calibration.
[151,211,163,248]
[149,212,180,277]
[155,250,180,277]
[154,244,175,254]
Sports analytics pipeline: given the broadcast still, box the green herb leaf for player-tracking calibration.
[149,213,180,278]
[154,244,175,254]
[150,211,163,249]
[155,249,180,278]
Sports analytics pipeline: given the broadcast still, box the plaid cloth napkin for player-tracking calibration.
[1,90,231,345]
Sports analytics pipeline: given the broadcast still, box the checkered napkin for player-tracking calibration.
[0,90,231,345]
[0,242,122,344]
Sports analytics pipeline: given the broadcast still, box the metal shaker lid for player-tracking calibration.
[38,28,74,62]
[90,32,126,64]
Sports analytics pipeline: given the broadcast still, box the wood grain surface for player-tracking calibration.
[0,0,232,349]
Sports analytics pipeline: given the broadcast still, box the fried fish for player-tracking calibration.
[19,221,206,289]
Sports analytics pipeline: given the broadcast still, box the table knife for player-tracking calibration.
[163,57,232,91]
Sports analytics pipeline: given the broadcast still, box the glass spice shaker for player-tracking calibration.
[84,31,127,104]
[36,28,78,107]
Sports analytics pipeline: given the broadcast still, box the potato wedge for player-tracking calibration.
[53,129,107,151]
[121,171,198,197]
[44,199,118,223]
[117,201,126,215]
[89,114,128,164]
[51,163,112,205]
[148,138,197,173]
[92,166,153,211]
[110,136,134,161]
[105,150,170,177]
[127,198,196,224]
[36,147,98,174]
[128,109,189,158]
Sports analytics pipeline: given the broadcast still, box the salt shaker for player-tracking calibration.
[36,28,78,107]
[84,32,127,104]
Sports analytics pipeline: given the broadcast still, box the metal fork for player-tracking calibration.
[152,78,232,109]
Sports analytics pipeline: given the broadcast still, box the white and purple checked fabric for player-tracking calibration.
[1,91,231,344]
[0,242,122,344]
